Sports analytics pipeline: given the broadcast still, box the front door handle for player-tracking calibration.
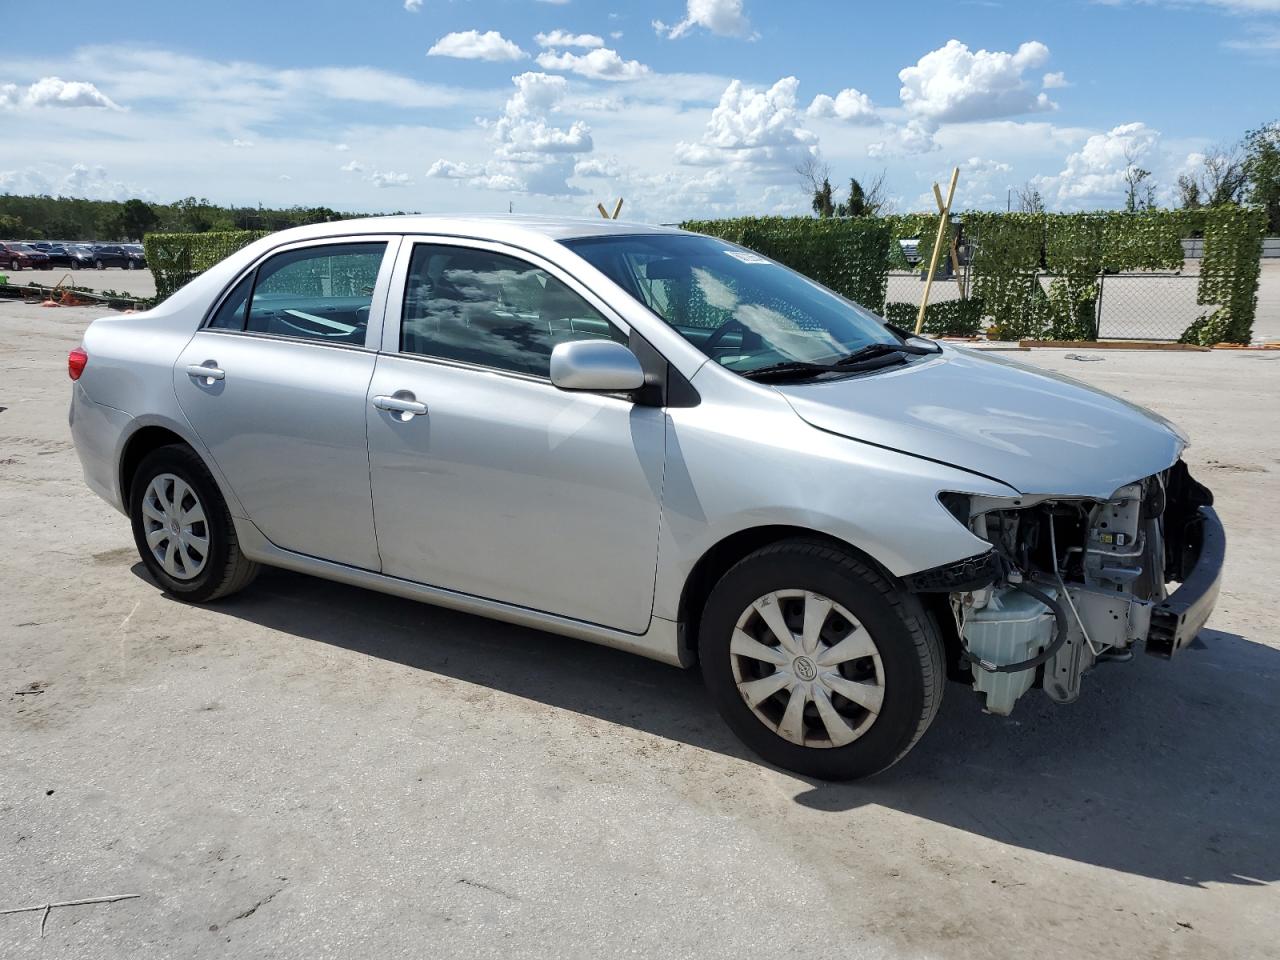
[373,394,428,417]
[186,363,225,382]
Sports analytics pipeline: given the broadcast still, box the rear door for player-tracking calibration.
[174,236,399,570]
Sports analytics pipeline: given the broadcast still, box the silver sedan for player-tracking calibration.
[68,216,1223,779]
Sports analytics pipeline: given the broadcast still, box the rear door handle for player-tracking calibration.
[373,394,428,416]
[186,363,225,382]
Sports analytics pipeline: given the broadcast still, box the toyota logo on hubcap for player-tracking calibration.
[793,656,817,681]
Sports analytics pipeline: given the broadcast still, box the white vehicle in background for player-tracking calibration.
[67,215,1224,780]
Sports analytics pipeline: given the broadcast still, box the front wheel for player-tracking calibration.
[10,259,20,271]
[95,259,104,269]
[129,445,259,603]
[699,540,944,780]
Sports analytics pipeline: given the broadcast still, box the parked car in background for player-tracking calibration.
[67,215,1224,780]
[1,241,51,270]
[123,243,148,268]
[90,244,139,269]
[45,243,96,269]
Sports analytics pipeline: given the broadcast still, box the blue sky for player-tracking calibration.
[1,0,1277,220]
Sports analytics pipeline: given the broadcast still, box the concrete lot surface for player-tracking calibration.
[2,301,1278,959]
[3,266,157,301]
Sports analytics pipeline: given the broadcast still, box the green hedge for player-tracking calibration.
[684,209,1264,344]
[884,299,985,337]
[1182,206,1267,345]
[143,230,267,301]
[681,216,891,314]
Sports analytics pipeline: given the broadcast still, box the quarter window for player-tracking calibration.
[237,242,386,345]
[400,244,627,377]
[207,274,253,330]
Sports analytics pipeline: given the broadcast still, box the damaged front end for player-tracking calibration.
[911,461,1224,716]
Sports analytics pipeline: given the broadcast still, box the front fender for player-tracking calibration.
[652,397,1018,622]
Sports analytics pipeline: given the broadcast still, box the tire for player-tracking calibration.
[127,259,136,270]
[129,444,259,603]
[10,259,20,271]
[95,259,104,269]
[699,539,944,781]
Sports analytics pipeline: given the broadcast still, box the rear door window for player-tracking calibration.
[218,242,387,345]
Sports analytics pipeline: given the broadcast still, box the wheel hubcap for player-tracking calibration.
[730,590,885,749]
[141,473,209,581]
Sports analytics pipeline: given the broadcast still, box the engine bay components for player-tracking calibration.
[961,585,1057,715]
[946,462,1215,715]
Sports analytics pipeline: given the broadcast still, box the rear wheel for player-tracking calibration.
[699,539,944,780]
[129,445,259,602]
[95,259,104,269]
[10,259,20,271]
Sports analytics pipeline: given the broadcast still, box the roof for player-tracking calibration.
[278,213,687,245]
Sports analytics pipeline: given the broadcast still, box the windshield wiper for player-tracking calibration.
[883,322,945,353]
[739,360,843,382]
[738,339,942,383]
[740,352,909,382]
[835,341,937,366]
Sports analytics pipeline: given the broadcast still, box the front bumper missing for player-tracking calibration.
[1147,506,1226,658]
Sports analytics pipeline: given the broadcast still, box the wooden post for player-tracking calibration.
[933,182,964,296]
[916,166,960,335]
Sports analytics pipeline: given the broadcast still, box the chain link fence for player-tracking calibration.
[883,265,1207,341]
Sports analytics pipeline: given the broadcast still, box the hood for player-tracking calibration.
[776,346,1184,499]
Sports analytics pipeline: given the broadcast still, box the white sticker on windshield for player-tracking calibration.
[724,250,770,264]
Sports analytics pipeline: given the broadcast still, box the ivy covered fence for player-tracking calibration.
[682,208,1267,344]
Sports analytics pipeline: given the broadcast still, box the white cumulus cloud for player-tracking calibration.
[426,159,483,179]
[806,87,877,123]
[427,30,526,62]
[370,169,413,188]
[0,162,148,200]
[867,119,940,158]
[0,76,122,110]
[899,40,1055,124]
[428,71,595,196]
[1039,121,1161,208]
[675,76,816,170]
[535,48,650,80]
[654,0,755,39]
[535,30,605,48]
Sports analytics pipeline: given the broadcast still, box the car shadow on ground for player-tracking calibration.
[148,564,1280,890]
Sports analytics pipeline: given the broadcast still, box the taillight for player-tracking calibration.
[68,347,88,381]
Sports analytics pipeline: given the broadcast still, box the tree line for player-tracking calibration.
[0,195,398,243]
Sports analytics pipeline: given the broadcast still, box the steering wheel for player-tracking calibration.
[700,318,749,356]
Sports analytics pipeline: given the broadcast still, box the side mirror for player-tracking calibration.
[549,340,645,393]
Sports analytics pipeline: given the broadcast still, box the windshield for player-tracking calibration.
[563,233,898,374]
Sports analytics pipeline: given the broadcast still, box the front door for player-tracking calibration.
[174,238,397,571]
[366,239,665,633]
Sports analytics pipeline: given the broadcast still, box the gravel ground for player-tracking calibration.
[1,301,1277,959]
